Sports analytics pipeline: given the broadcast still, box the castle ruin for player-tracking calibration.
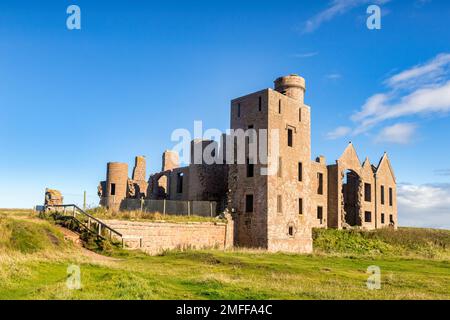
[98,74,397,254]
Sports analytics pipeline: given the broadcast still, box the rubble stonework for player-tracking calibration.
[98,74,398,253]
[45,188,63,206]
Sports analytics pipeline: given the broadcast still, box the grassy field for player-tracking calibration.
[0,209,449,300]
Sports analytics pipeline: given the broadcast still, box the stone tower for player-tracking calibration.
[105,162,128,211]
[229,74,313,253]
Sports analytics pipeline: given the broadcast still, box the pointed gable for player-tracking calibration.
[362,157,373,174]
[337,142,363,171]
[375,153,396,183]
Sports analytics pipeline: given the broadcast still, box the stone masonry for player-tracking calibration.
[98,74,398,254]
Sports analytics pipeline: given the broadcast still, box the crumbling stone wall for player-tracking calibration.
[96,73,398,253]
[45,188,63,206]
[310,156,328,228]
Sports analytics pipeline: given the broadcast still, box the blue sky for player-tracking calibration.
[0,0,449,228]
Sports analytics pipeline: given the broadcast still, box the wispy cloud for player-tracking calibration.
[325,73,342,80]
[303,0,390,34]
[327,53,450,143]
[398,183,450,229]
[325,126,351,140]
[434,169,450,176]
[291,52,319,58]
[374,123,417,144]
[384,53,450,89]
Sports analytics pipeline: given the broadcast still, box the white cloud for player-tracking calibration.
[354,80,450,134]
[385,53,450,89]
[398,183,450,229]
[375,123,417,144]
[328,53,450,139]
[292,52,319,58]
[303,0,390,33]
[325,126,351,140]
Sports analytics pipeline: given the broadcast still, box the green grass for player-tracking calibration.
[0,209,449,300]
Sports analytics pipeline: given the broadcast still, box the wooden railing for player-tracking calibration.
[44,204,124,245]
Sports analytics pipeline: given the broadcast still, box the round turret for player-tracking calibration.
[105,162,128,211]
[274,74,306,102]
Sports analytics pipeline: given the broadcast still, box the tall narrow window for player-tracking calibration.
[381,185,385,205]
[176,173,184,193]
[364,183,372,202]
[237,103,241,118]
[389,214,394,224]
[299,108,302,122]
[365,211,372,223]
[247,124,254,143]
[317,173,324,195]
[246,158,254,178]
[287,128,293,147]
[381,213,385,224]
[299,198,303,215]
[245,194,254,213]
[277,195,282,213]
[317,206,323,220]
[278,99,282,114]
[389,187,393,206]
[110,183,116,196]
[288,226,294,236]
[298,162,303,181]
[278,157,282,178]
[258,96,262,111]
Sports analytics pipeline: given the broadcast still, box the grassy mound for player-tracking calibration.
[313,227,450,259]
[0,215,68,254]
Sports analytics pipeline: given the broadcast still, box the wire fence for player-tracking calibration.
[43,192,219,217]
[120,199,218,217]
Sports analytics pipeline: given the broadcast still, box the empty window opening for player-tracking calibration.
[364,211,372,223]
[389,188,393,206]
[287,128,293,147]
[381,185,385,205]
[364,183,372,202]
[298,162,303,181]
[389,214,394,224]
[342,169,362,227]
[237,103,241,118]
[381,213,385,224]
[176,173,184,194]
[317,173,324,195]
[299,108,302,122]
[245,194,254,213]
[317,206,323,223]
[278,100,282,114]
[110,183,116,196]
[246,158,254,178]
[277,195,282,213]
[258,96,262,111]
[299,198,303,215]
[288,226,294,236]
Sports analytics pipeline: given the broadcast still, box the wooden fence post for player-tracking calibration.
[187,201,190,216]
[163,199,166,216]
